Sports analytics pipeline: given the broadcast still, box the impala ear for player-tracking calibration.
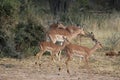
[63,36,69,41]
[63,36,66,39]
[80,27,84,31]
[98,41,103,48]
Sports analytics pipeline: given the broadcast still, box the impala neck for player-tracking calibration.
[70,31,80,38]
[89,43,99,55]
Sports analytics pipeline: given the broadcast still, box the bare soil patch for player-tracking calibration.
[0,55,120,80]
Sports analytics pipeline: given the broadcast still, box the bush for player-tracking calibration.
[14,22,46,58]
[0,0,20,17]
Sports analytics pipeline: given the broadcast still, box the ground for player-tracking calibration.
[0,54,120,80]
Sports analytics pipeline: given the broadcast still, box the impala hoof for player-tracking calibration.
[58,67,61,71]
[67,70,70,74]
[35,62,37,65]
[39,64,41,67]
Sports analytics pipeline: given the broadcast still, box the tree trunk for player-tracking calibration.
[114,0,120,10]
[48,0,72,15]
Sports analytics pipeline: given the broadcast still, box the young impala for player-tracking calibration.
[35,37,68,66]
[64,37,103,74]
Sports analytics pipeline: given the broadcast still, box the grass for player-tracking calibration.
[0,55,120,78]
[89,52,120,75]
[38,12,120,77]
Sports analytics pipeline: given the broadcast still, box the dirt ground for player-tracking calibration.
[0,55,120,80]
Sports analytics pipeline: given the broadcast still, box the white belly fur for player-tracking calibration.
[55,35,64,42]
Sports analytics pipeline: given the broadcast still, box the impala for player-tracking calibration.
[45,24,86,63]
[64,39,103,74]
[47,26,85,44]
[35,37,68,66]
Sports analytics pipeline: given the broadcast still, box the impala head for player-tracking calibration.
[76,24,85,35]
[57,22,65,29]
[80,28,85,35]
[75,27,85,36]
[95,41,103,49]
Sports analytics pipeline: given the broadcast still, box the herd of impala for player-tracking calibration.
[35,22,103,74]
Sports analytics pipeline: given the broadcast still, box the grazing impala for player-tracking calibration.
[47,26,85,44]
[64,36,103,74]
[35,37,68,66]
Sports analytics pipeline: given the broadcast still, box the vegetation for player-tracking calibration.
[0,0,120,58]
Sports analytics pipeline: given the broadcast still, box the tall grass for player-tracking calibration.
[23,10,120,52]
[38,11,120,51]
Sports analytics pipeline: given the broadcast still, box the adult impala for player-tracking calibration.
[47,25,85,44]
[64,35,103,74]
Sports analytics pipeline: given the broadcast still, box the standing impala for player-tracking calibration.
[47,26,85,44]
[64,38,103,74]
[35,37,68,66]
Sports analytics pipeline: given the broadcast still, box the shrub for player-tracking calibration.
[14,22,46,58]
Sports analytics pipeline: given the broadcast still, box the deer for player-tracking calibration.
[64,33,103,74]
[35,37,69,67]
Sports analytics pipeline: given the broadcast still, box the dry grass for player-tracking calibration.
[37,12,120,51]
[0,55,120,80]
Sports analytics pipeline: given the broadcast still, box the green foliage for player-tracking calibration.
[14,22,45,57]
[0,0,20,17]
[0,0,46,58]
[77,0,89,7]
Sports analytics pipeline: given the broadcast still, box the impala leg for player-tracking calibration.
[47,52,56,67]
[84,55,90,69]
[35,52,40,65]
[49,34,56,43]
[57,51,62,71]
[57,51,61,62]
[51,52,56,63]
[84,55,92,74]
[65,55,71,74]
[35,51,44,67]
[85,56,88,65]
